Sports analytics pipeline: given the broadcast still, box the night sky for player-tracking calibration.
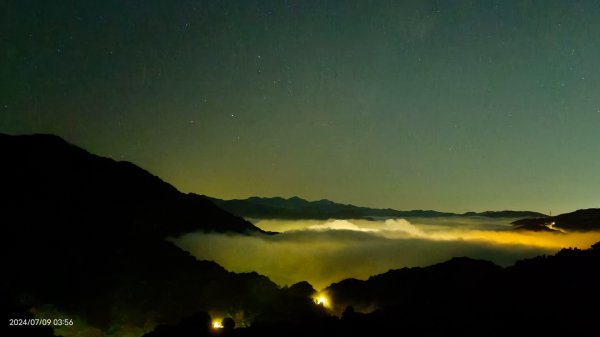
[3,0,600,213]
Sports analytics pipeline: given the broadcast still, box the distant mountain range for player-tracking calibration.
[512,208,600,231]
[208,196,547,220]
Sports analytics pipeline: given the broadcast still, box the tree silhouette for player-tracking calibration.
[222,317,235,331]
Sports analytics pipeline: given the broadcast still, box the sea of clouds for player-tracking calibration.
[174,217,600,290]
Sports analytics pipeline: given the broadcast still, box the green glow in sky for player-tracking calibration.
[3,1,599,213]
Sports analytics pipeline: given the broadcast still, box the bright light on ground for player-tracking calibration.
[212,320,223,329]
[313,294,330,308]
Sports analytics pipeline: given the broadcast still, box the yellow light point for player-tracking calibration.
[212,320,223,329]
[313,294,330,308]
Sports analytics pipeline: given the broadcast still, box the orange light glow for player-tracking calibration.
[212,320,223,329]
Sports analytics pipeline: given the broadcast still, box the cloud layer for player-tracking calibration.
[174,218,600,290]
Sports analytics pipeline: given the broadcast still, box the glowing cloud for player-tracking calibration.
[174,218,600,290]
[309,220,375,232]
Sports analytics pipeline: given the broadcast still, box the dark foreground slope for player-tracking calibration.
[0,134,304,335]
[324,244,600,337]
[143,243,600,337]
[209,196,545,220]
[513,208,600,231]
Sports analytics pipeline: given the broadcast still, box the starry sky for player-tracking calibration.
[3,0,600,213]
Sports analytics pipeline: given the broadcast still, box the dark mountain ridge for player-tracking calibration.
[1,133,264,238]
[512,208,600,231]
[143,243,600,337]
[318,244,600,337]
[4,133,599,337]
[209,196,547,220]
[0,134,303,335]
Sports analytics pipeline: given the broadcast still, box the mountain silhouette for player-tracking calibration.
[461,210,548,218]
[0,134,288,334]
[4,133,598,337]
[143,243,600,337]
[512,208,600,231]
[320,244,600,337]
[1,133,264,237]
[209,196,546,220]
